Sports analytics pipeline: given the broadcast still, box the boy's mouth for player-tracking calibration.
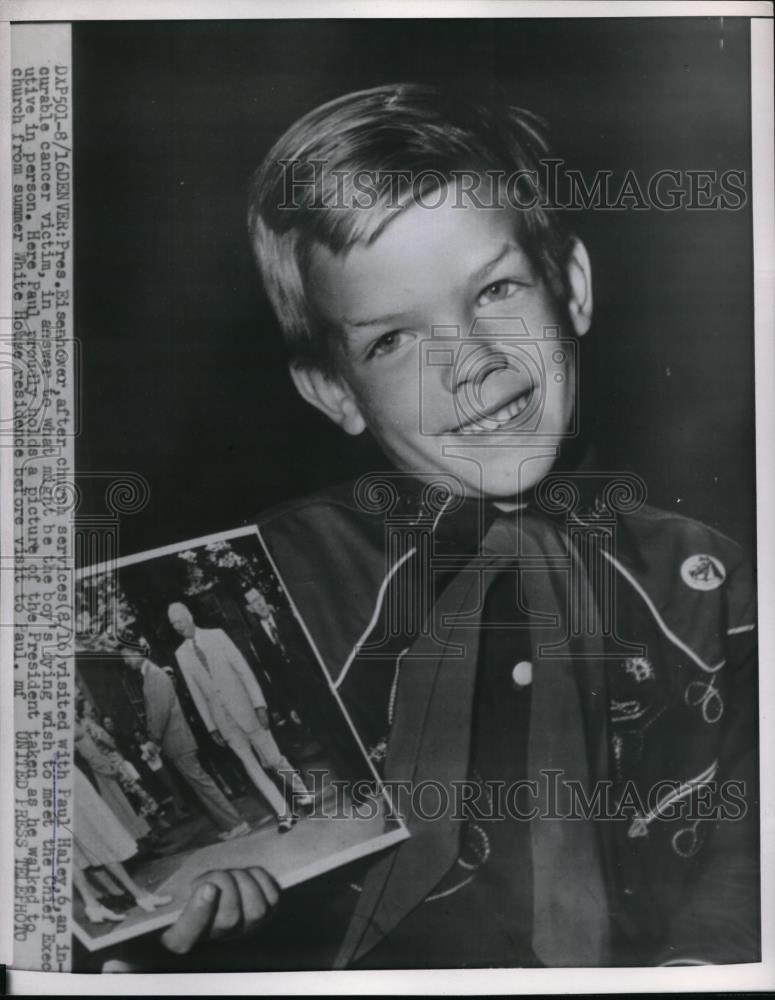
[451,385,535,434]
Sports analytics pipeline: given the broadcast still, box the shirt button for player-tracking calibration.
[511,660,533,689]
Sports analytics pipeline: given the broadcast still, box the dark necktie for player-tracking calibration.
[265,618,279,646]
[482,512,611,966]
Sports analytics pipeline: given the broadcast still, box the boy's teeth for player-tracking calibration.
[460,389,532,433]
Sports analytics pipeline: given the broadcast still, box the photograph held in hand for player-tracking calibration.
[72,528,406,956]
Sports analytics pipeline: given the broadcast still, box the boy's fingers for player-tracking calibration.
[160,882,219,954]
[249,866,280,910]
[192,870,244,934]
[230,869,271,929]
[159,868,280,954]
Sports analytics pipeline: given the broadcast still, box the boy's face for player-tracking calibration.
[300,188,592,499]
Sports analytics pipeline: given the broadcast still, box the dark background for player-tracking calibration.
[72,17,755,557]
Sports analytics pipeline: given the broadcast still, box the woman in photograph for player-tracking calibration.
[72,766,173,925]
[74,707,152,843]
[79,699,164,825]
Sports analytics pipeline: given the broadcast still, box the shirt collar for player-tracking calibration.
[345,441,604,556]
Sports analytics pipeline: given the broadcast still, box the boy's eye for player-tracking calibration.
[367,330,411,359]
[476,279,520,307]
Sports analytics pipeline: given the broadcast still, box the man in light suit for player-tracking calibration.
[167,602,312,832]
[120,648,250,841]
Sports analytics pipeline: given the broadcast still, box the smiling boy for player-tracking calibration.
[287,176,589,500]
[155,84,759,970]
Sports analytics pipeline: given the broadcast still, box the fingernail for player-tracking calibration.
[201,883,217,902]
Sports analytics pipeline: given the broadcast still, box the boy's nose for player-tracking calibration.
[442,315,532,391]
[444,339,523,400]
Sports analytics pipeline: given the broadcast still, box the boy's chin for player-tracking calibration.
[441,451,562,503]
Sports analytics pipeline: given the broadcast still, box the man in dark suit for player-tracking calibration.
[243,588,368,785]
[121,648,250,841]
[243,588,303,726]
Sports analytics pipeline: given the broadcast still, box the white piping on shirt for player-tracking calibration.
[594,540,726,675]
[334,494,454,690]
[334,548,417,689]
[430,495,454,533]
[627,759,719,838]
[387,647,410,726]
[727,623,755,635]
[425,875,474,903]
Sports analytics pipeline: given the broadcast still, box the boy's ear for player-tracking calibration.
[290,364,367,436]
[565,237,593,336]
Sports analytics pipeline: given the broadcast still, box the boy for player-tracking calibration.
[157,84,759,969]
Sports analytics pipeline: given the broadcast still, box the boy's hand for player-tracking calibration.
[161,867,280,955]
